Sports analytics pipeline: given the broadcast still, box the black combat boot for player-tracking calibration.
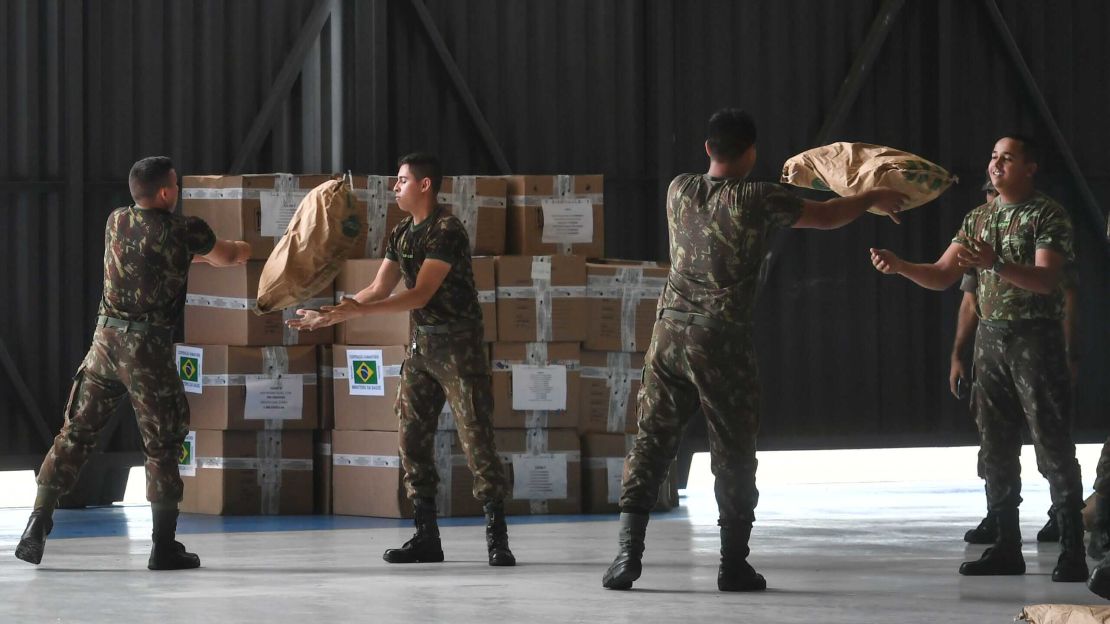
[1037,505,1060,543]
[963,510,997,544]
[718,520,766,592]
[1088,552,1110,600]
[602,512,649,590]
[1089,497,1110,560]
[1052,507,1088,582]
[14,510,54,565]
[483,500,516,567]
[148,504,201,570]
[383,498,444,564]
[959,507,1025,576]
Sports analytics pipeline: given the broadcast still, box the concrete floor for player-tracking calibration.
[0,475,1105,624]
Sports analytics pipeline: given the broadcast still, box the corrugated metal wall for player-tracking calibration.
[2,0,1108,465]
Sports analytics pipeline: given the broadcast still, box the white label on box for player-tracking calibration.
[512,453,568,500]
[179,431,197,477]
[176,346,203,394]
[540,198,593,244]
[606,457,625,504]
[346,349,386,396]
[530,257,552,281]
[243,374,304,420]
[511,365,567,411]
[259,189,302,237]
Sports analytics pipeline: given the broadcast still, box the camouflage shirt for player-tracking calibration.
[952,192,1073,322]
[657,174,804,323]
[98,206,216,327]
[385,206,482,327]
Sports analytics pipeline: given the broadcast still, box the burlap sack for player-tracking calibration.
[781,142,957,213]
[255,176,365,314]
[1017,605,1110,624]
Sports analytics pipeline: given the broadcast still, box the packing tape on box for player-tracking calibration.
[533,257,553,341]
[527,427,549,515]
[257,430,282,514]
[586,270,666,352]
[448,175,478,252]
[524,342,550,428]
[320,365,333,380]
[186,294,258,310]
[332,364,402,380]
[364,176,392,256]
[580,357,643,432]
[434,431,454,516]
[332,454,401,468]
[200,374,317,386]
[196,457,314,470]
[553,176,574,255]
[316,442,332,456]
[477,289,496,304]
[182,187,264,200]
[261,347,290,430]
[437,403,455,430]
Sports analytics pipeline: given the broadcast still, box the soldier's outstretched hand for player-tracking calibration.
[285,309,329,332]
[866,189,909,224]
[955,238,998,270]
[869,248,903,275]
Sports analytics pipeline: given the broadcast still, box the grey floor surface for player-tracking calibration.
[0,479,1103,623]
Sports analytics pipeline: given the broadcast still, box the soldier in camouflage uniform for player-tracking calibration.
[15,156,251,569]
[1086,216,1110,600]
[602,108,905,592]
[954,178,1080,546]
[871,135,1087,582]
[288,153,514,567]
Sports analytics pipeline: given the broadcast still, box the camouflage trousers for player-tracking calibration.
[1093,438,1110,499]
[974,320,1083,513]
[397,326,506,503]
[37,326,190,504]
[621,316,760,522]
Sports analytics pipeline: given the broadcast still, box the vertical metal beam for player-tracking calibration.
[653,0,675,260]
[326,0,343,171]
[367,0,390,172]
[64,0,85,377]
[229,0,334,173]
[982,0,1108,240]
[814,0,906,144]
[0,338,52,447]
[408,0,511,174]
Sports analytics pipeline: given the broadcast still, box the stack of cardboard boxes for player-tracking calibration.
[176,174,342,515]
[176,171,677,518]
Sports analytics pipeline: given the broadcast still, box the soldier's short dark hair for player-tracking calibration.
[128,156,176,203]
[1000,133,1039,164]
[397,152,443,195]
[707,108,757,161]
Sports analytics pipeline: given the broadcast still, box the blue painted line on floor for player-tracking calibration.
[0,505,688,545]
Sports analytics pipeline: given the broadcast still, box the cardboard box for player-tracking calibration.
[472,256,497,343]
[497,428,581,515]
[179,429,314,515]
[578,351,644,435]
[334,259,411,345]
[505,175,604,257]
[185,261,335,346]
[331,430,484,518]
[584,260,668,352]
[176,344,318,430]
[317,345,335,430]
[580,433,678,514]
[354,176,507,258]
[491,342,580,429]
[182,174,365,260]
[495,255,587,342]
[332,345,407,431]
[314,430,332,514]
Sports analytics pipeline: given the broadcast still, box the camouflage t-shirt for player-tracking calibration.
[952,192,1073,322]
[657,174,804,323]
[98,205,216,327]
[384,206,482,327]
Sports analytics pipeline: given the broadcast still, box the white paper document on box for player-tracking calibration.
[606,458,625,504]
[512,453,568,500]
[511,365,567,411]
[244,374,304,420]
[540,199,593,243]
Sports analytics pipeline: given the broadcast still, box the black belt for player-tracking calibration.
[658,309,743,333]
[413,319,483,335]
[96,315,174,336]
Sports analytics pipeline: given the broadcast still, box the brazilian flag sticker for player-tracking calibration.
[347,349,385,396]
[179,431,197,477]
[176,346,204,394]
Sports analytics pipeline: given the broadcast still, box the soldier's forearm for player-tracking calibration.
[994,262,1060,295]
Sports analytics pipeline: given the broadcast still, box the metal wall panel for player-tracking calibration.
[2,0,1108,465]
